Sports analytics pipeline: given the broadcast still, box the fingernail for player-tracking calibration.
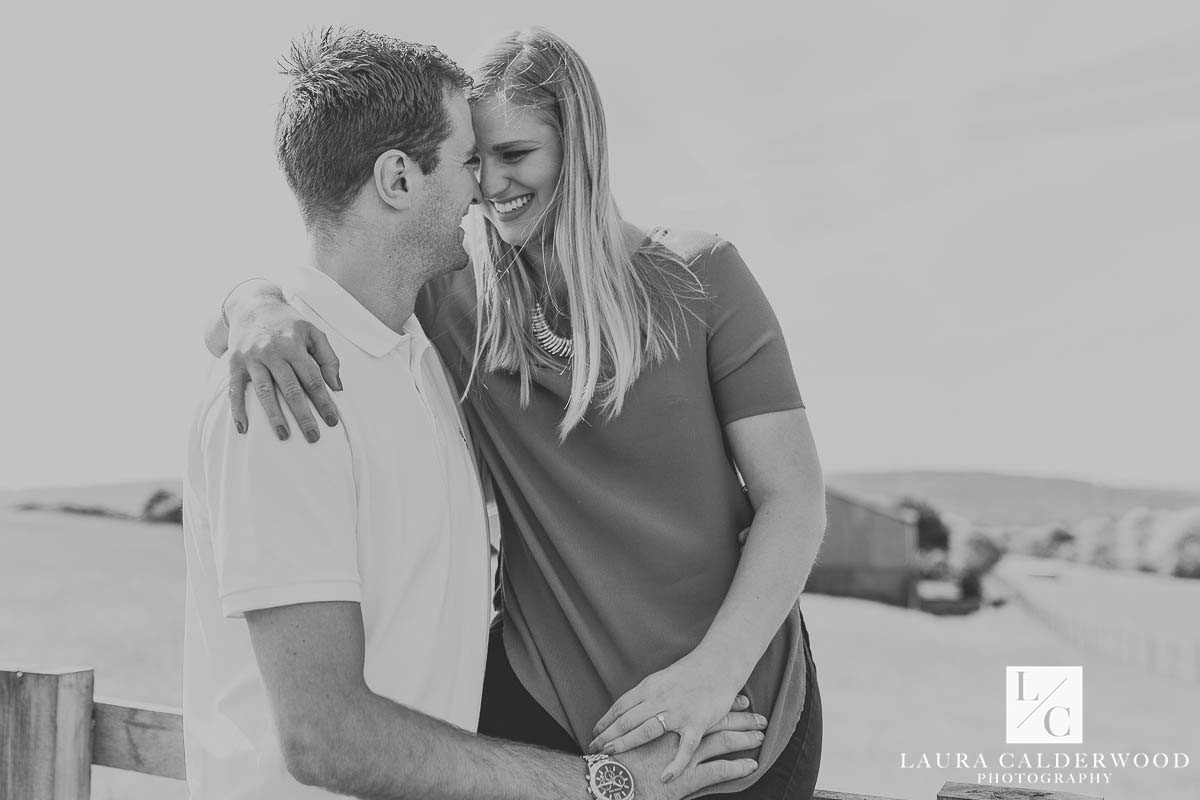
[755,731,765,742]
[305,429,319,443]
[325,413,338,427]
[756,715,768,726]
[661,772,675,784]
[235,421,245,434]
[276,425,289,440]
[602,745,615,756]
[333,376,343,391]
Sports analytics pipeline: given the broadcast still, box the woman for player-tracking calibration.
[214,28,825,799]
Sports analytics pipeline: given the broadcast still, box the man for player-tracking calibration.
[184,28,762,800]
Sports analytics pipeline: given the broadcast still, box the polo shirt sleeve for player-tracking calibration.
[197,390,362,619]
[703,239,805,426]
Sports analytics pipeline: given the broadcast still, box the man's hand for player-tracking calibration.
[222,281,343,442]
[614,718,763,800]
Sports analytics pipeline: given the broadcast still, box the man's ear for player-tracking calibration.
[373,149,422,212]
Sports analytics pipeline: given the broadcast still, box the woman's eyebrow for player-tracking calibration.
[490,139,540,151]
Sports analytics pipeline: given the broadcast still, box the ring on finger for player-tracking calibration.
[654,713,669,734]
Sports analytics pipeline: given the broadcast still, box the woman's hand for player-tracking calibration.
[614,710,767,800]
[226,292,343,442]
[588,651,755,784]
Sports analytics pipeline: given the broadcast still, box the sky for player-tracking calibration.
[3,1,1198,491]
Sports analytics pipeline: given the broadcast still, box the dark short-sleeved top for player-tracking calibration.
[416,227,809,793]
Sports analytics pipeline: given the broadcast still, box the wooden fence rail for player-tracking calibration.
[0,667,1102,799]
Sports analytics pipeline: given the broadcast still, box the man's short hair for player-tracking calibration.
[275,28,471,227]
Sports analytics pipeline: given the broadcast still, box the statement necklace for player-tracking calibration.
[530,302,573,359]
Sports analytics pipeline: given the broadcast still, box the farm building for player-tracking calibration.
[805,488,919,606]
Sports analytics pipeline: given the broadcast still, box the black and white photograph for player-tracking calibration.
[2,2,1198,799]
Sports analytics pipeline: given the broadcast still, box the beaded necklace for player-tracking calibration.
[530,302,573,359]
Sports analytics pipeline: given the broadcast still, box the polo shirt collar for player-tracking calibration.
[289,267,423,358]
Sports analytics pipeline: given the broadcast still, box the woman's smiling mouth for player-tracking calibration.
[491,193,533,217]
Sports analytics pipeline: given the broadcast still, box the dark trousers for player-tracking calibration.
[477,619,823,800]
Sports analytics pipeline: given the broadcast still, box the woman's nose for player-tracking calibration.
[478,159,507,200]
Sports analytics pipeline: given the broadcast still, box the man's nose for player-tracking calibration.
[469,173,483,206]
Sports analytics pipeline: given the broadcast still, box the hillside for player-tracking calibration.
[1,480,183,520]
[7,472,1200,530]
[828,470,1200,527]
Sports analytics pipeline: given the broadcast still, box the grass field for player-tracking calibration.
[996,554,1200,652]
[2,508,1198,799]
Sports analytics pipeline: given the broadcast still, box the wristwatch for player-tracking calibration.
[582,753,636,800]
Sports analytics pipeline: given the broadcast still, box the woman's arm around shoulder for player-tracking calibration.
[203,278,344,443]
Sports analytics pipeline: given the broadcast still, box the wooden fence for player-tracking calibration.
[994,570,1200,685]
[0,667,1103,800]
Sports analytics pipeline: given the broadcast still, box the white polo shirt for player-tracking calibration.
[183,267,492,800]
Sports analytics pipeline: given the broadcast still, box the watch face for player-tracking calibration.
[591,760,635,800]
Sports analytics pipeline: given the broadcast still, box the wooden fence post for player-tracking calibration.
[0,668,93,800]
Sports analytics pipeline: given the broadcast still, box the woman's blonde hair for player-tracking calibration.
[464,27,703,439]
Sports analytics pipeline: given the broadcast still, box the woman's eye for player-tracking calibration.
[501,150,530,164]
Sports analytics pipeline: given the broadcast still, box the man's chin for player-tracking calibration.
[442,253,471,274]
